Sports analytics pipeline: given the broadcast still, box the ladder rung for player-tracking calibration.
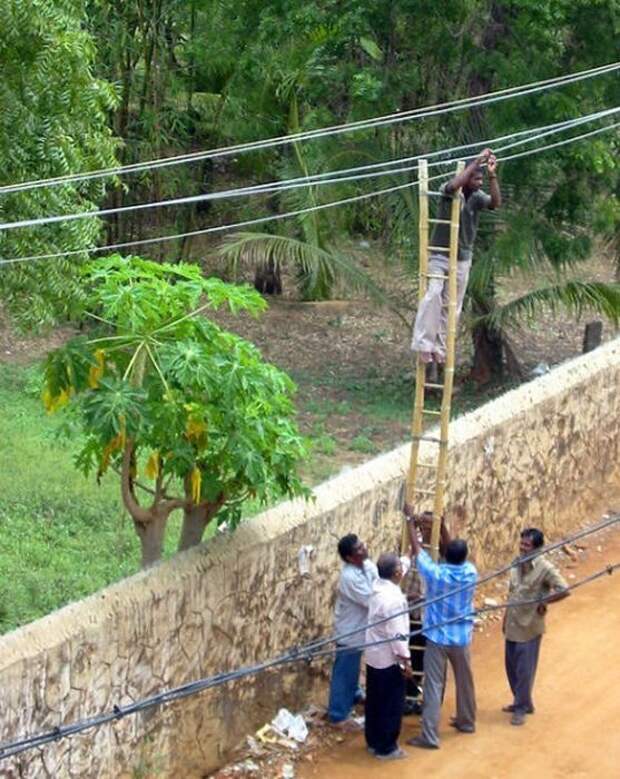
[414,488,436,496]
[427,190,445,197]
[421,409,441,416]
[412,435,446,444]
[410,671,425,677]
[422,272,448,280]
[428,218,451,224]
[424,382,443,390]
[416,462,438,468]
[428,245,450,252]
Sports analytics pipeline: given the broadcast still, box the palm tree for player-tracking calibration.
[467,201,620,384]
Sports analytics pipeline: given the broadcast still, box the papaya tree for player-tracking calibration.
[43,256,309,567]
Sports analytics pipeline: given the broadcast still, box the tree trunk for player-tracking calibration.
[120,440,182,568]
[134,510,168,568]
[254,259,283,295]
[470,321,503,386]
[178,504,210,551]
[178,497,225,552]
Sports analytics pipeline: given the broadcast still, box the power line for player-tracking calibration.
[1,118,617,268]
[0,61,618,195]
[1,107,617,233]
[0,554,616,759]
[300,512,620,653]
[307,560,619,661]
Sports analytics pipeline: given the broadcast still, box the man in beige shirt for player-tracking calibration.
[503,528,569,726]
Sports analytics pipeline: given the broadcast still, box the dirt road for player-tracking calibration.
[298,527,620,779]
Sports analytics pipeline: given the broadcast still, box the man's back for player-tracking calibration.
[416,550,478,646]
[431,182,492,262]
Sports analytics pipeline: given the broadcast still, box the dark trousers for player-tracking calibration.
[327,646,362,723]
[365,664,405,756]
[505,636,542,714]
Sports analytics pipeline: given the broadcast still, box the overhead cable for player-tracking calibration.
[0,61,617,195]
[1,118,617,268]
[0,107,617,233]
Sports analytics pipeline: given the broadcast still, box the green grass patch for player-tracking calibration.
[0,362,184,634]
[348,435,378,454]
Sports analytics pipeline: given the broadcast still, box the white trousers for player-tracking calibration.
[411,255,471,360]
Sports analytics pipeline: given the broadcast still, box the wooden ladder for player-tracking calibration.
[402,158,465,706]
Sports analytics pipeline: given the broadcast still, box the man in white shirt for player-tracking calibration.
[327,534,378,728]
[365,553,413,760]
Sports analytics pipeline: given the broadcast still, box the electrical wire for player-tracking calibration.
[0,555,616,759]
[0,61,617,195]
[0,107,617,233]
[298,513,620,653]
[307,560,619,661]
[1,117,617,267]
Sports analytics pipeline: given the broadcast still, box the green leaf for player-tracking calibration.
[359,36,383,62]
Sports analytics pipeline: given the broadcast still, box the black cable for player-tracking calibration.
[0,558,616,760]
[308,561,619,661]
[302,513,620,652]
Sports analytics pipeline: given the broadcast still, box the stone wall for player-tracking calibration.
[1,339,620,778]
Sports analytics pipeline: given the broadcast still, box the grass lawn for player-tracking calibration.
[0,362,184,633]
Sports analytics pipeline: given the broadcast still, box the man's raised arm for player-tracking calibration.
[487,153,501,209]
[444,148,492,194]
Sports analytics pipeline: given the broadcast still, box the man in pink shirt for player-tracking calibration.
[364,552,413,760]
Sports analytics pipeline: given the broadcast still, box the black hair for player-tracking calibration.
[445,539,468,565]
[466,157,484,172]
[337,533,359,562]
[521,528,544,549]
[377,553,400,580]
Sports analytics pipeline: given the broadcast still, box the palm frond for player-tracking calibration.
[217,231,409,325]
[478,280,620,331]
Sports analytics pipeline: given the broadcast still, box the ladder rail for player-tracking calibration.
[430,160,464,560]
[404,159,464,560]
[404,159,430,542]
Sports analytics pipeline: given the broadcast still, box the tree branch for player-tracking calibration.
[111,464,175,501]
[121,440,152,524]
[162,498,188,514]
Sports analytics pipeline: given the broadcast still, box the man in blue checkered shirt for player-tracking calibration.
[402,506,478,749]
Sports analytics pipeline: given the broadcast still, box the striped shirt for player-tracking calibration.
[365,578,411,669]
[417,550,478,646]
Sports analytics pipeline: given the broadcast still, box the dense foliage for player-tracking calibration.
[2,3,617,366]
[0,0,118,328]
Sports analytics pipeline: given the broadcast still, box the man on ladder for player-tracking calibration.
[402,148,500,720]
[411,148,501,363]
